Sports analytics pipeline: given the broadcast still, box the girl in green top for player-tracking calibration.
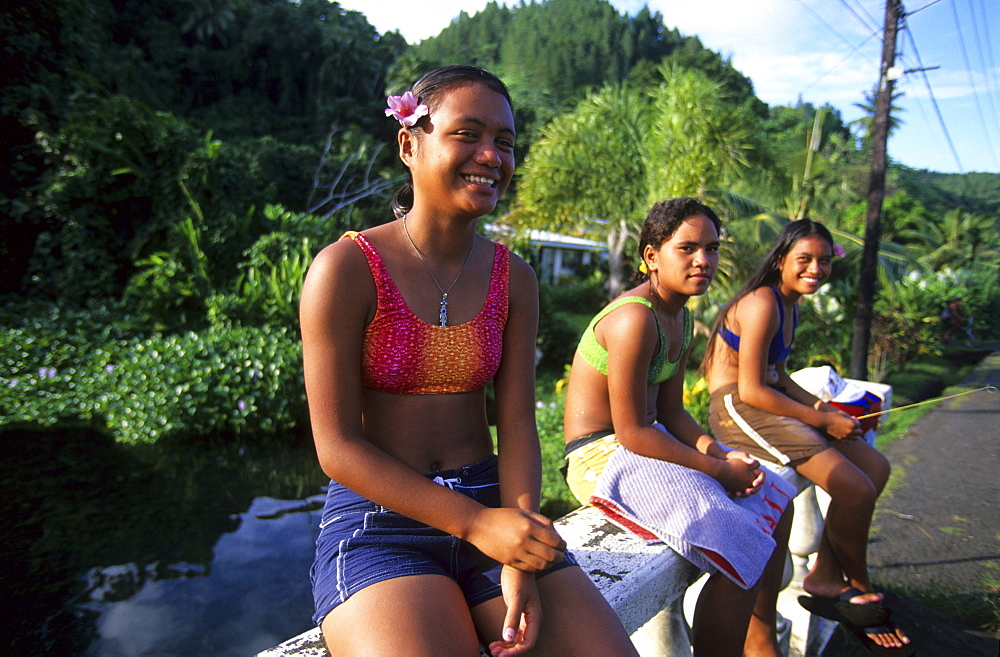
[563,198,793,657]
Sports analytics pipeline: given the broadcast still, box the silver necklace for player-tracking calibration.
[401,216,475,326]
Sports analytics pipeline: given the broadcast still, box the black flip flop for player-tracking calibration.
[799,588,915,656]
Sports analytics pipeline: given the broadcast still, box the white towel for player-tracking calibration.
[590,445,796,589]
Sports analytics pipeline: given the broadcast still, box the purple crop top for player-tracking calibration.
[719,286,798,365]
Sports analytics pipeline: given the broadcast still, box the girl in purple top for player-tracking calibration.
[704,219,912,655]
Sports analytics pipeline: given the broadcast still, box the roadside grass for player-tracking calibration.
[879,578,1000,636]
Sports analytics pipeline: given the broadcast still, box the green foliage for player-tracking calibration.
[533,378,577,519]
[866,268,982,382]
[0,0,98,293]
[26,94,198,300]
[683,372,711,430]
[786,282,855,373]
[126,205,321,332]
[655,35,766,118]
[645,64,756,200]
[511,84,651,235]
[417,0,678,105]
[0,300,305,444]
[537,276,606,369]
[210,231,315,329]
[896,208,999,272]
[77,0,404,143]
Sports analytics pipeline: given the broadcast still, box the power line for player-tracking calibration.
[801,32,881,96]
[790,0,884,97]
[851,0,883,28]
[900,17,965,172]
[838,0,880,33]
[968,0,1000,127]
[797,0,875,51]
[948,0,997,160]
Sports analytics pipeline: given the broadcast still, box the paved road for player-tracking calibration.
[825,348,1000,656]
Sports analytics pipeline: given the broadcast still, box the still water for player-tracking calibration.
[1,428,328,656]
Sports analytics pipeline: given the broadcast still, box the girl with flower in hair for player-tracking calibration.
[562,198,795,657]
[703,219,913,656]
[300,65,637,657]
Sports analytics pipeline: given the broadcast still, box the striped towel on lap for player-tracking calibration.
[590,445,796,589]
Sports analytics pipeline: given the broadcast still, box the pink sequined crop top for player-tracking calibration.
[344,231,509,395]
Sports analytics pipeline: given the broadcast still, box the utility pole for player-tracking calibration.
[849,0,903,380]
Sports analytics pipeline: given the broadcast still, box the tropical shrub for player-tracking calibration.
[26,95,198,301]
[0,301,306,444]
[208,231,315,330]
[97,326,305,444]
[536,274,606,371]
[788,278,855,373]
[534,390,576,519]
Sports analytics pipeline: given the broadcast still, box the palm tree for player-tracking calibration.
[898,208,999,271]
[850,87,904,154]
[506,84,651,297]
[181,0,236,47]
[645,64,756,201]
[505,64,757,297]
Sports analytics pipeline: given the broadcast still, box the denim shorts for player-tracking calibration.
[311,455,578,626]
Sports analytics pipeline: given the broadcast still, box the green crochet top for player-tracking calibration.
[576,296,691,385]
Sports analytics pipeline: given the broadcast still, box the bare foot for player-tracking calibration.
[801,575,884,605]
[742,631,782,657]
[863,622,910,649]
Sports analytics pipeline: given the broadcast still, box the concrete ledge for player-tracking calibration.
[548,505,702,635]
[256,629,325,657]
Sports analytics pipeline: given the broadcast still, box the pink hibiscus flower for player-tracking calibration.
[385,91,429,127]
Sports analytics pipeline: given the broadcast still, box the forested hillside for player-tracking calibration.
[409,0,765,143]
[899,169,1000,218]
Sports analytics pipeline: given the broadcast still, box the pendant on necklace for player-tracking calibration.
[439,292,449,326]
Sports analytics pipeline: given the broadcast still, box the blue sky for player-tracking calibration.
[338,0,999,174]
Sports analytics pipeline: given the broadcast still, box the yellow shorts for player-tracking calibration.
[564,433,621,505]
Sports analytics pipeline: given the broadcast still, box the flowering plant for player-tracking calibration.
[385,90,428,127]
[832,244,846,258]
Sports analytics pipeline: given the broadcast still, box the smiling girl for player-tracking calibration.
[703,219,913,655]
[300,66,637,657]
[563,199,795,657]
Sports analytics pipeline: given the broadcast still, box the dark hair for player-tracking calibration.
[635,198,721,283]
[703,218,835,369]
[391,66,513,218]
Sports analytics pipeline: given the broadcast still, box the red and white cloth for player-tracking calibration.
[590,438,796,590]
